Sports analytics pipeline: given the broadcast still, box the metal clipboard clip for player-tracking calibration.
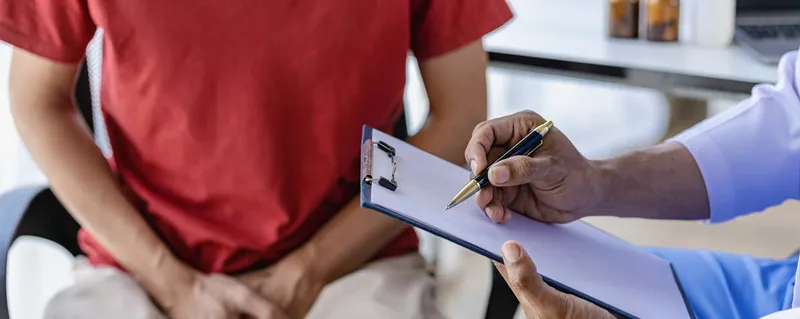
[361,139,398,191]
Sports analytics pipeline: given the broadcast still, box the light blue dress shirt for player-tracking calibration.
[657,50,800,318]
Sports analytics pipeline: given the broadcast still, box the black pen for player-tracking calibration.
[445,120,554,210]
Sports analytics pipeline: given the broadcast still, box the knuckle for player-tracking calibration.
[518,110,541,121]
[513,159,534,179]
[472,120,489,134]
[478,122,498,141]
[517,110,543,128]
[469,122,494,153]
[465,147,479,161]
[478,133,494,147]
[509,273,533,291]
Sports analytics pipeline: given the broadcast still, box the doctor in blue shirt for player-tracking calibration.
[465,51,800,319]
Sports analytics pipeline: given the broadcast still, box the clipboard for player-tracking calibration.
[359,125,695,319]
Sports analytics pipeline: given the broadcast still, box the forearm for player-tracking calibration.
[591,142,710,220]
[9,54,191,308]
[297,114,477,284]
[593,50,800,222]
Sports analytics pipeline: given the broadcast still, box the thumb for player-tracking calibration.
[499,241,575,317]
[497,242,608,319]
[499,241,548,299]
[489,156,555,187]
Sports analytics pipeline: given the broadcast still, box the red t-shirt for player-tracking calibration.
[0,0,512,274]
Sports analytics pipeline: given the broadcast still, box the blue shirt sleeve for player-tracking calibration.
[669,50,800,223]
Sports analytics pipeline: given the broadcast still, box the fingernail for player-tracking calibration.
[490,166,510,184]
[502,209,512,223]
[485,207,497,221]
[470,160,478,174]
[502,242,522,263]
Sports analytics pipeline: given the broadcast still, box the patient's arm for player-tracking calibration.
[9,48,194,309]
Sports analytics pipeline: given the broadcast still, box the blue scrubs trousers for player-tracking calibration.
[648,248,798,319]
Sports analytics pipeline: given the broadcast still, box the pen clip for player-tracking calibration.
[524,141,543,157]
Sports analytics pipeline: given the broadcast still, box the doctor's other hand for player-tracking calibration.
[465,110,604,224]
[495,241,615,319]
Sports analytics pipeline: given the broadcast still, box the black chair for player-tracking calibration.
[485,266,519,319]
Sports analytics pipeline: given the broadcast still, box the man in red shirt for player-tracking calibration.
[2,0,512,318]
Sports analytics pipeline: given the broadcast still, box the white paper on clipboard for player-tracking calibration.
[360,126,693,319]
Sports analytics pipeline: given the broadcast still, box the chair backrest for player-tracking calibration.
[15,188,83,257]
[75,60,94,135]
[392,109,409,140]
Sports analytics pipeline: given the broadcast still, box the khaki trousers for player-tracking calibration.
[43,253,446,319]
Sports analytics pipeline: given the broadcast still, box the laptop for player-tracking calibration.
[735,0,800,64]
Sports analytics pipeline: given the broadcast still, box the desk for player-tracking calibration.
[484,0,782,137]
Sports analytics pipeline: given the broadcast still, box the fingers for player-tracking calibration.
[476,188,495,220]
[489,156,563,187]
[485,202,505,224]
[476,187,514,224]
[478,188,503,223]
[465,112,543,174]
[476,187,493,209]
[464,123,500,175]
[496,240,558,317]
[497,241,584,318]
[499,241,547,299]
[237,298,288,319]
[232,294,289,319]
[488,156,535,186]
[216,276,288,319]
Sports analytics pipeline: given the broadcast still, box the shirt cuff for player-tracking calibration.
[667,50,800,224]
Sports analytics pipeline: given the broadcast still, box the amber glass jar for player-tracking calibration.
[646,0,680,42]
[608,0,640,38]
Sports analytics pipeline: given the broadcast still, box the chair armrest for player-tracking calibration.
[0,185,82,319]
